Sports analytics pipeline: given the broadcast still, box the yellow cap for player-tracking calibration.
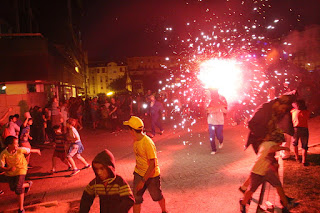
[123,116,144,130]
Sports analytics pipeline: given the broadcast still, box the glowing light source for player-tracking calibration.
[107,91,114,96]
[198,58,244,103]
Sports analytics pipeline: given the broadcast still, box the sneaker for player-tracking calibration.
[239,199,246,213]
[18,209,25,213]
[281,198,298,210]
[83,164,91,169]
[280,196,295,206]
[160,130,164,135]
[0,190,4,195]
[303,162,309,166]
[219,143,223,149]
[67,166,73,171]
[295,158,301,163]
[211,151,216,155]
[25,181,33,193]
[239,186,246,194]
[70,169,80,176]
[50,169,56,174]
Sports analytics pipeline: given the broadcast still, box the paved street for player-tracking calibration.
[1,116,319,213]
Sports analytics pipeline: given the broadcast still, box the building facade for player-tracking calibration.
[0,1,88,115]
[88,62,127,96]
[127,56,179,94]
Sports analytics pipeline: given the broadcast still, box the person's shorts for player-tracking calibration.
[67,144,80,158]
[249,171,282,193]
[133,172,163,204]
[6,175,26,195]
[292,127,309,150]
[53,151,66,161]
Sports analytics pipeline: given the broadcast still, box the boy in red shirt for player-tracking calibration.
[291,99,310,166]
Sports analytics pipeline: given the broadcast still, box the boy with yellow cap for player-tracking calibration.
[123,116,168,213]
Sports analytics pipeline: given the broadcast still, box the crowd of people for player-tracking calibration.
[0,86,313,212]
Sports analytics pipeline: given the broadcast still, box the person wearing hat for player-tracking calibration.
[123,116,168,213]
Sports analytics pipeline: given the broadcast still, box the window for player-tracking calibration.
[102,68,106,73]
[0,84,6,94]
[100,77,103,82]
[27,84,36,93]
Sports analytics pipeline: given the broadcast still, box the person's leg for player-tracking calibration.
[133,204,141,213]
[67,144,78,170]
[292,128,300,161]
[151,116,157,136]
[241,173,263,205]
[241,190,253,205]
[67,157,77,169]
[76,154,90,167]
[215,125,224,146]
[208,124,216,152]
[293,146,299,160]
[158,198,167,212]
[18,193,24,211]
[300,128,309,164]
[146,175,167,212]
[281,133,292,159]
[133,172,147,213]
[15,176,28,211]
[63,157,71,168]
[302,149,307,164]
[239,176,251,192]
[155,116,164,132]
[52,156,56,171]
[110,119,116,132]
[276,186,288,207]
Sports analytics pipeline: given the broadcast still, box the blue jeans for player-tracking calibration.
[208,124,224,152]
[151,115,163,135]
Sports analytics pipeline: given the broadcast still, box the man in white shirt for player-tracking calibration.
[207,89,227,155]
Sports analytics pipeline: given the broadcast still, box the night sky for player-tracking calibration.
[81,0,320,61]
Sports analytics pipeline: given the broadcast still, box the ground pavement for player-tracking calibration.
[1,116,319,213]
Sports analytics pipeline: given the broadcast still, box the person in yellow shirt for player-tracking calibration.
[0,136,41,213]
[123,116,167,213]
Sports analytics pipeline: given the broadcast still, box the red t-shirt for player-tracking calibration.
[291,109,310,128]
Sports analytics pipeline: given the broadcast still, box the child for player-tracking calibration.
[0,136,41,213]
[239,131,295,213]
[66,118,91,176]
[123,116,168,213]
[51,125,71,174]
[80,149,134,213]
[19,118,33,167]
[291,99,310,166]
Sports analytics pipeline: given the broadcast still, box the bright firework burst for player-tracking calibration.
[156,0,302,129]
